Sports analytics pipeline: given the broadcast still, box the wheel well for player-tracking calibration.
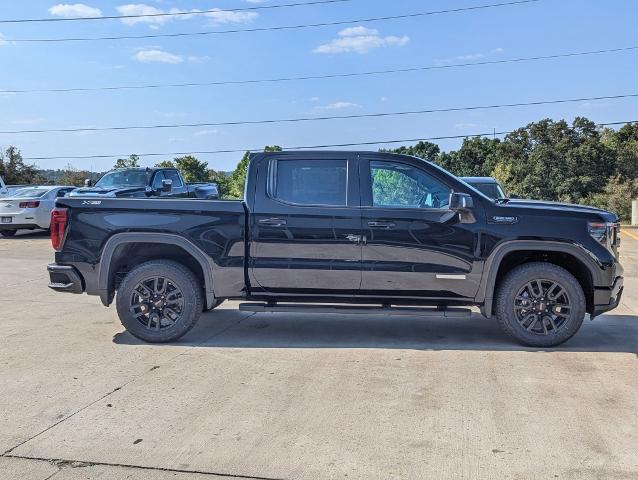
[493,250,594,313]
[107,242,206,301]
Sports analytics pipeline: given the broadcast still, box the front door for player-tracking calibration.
[359,156,481,300]
[249,153,362,295]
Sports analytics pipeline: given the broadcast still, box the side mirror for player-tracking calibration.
[160,179,172,193]
[449,192,474,211]
[84,179,93,187]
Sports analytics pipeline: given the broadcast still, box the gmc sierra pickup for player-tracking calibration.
[47,151,623,347]
[69,167,219,199]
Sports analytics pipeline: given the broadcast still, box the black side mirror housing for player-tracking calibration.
[84,179,93,187]
[449,192,474,211]
[161,179,173,193]
[449,192,475,224]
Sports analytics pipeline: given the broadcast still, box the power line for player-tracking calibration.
[21,120,638,161]
[0,0,356,24]
[1,93,637,135]
[3,45,635,95]
[4,0,541,43]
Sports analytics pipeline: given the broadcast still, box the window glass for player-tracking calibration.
[96,169,152,188]
[472,183,505,199]
[164,170,183,188]
[11,188,50,198]
[273,159,347,206]
[152,172,165,189]
[370,161,451,209]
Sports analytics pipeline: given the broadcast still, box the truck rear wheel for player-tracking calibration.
[116,260,203,343]
[494,262,586,347]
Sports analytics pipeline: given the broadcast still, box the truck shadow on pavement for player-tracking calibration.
[113,310,638,353]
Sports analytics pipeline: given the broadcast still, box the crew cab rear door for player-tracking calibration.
[359,154,482,300]
[249,152,362,295]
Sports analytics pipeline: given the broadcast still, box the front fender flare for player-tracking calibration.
[476,240,604,318]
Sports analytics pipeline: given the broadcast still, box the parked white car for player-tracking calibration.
[0,186,76,237]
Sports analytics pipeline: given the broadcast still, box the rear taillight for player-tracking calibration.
[19,201,40,208]
[50,208,68,251]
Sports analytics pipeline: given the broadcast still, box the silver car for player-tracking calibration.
[0,186,76,237]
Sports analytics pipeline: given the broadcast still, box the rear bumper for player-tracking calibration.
[592,276,624,317]
[47,264,85,294]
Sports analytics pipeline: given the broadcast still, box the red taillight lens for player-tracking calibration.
[50,208,68,251]
[19,201,40,208]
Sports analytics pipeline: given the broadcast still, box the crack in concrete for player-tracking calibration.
[1,311,255,457]
[5,454,287,480]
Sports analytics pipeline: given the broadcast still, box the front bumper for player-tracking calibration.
[48,264,85,294]
[592,275,624,317]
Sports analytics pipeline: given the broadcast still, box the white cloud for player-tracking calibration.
[454,122,480,129]
[133,49,208,64]
[204,9,258,24]
[314,26,409,54]
[116,4,257,27]
[193,129,219,137]
[134,49,183,64]
[380,96,388,102]
[49,3,102,18]
[0,33,7,47]
[314,101,361,112]
[117,4,169,25]
[339,26,379,37]
[436,48,504,65]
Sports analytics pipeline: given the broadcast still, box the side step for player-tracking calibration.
[239,303,472,318]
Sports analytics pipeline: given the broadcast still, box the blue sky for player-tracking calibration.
[0,0,637,172]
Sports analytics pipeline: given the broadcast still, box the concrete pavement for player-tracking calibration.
[0,230,637,479]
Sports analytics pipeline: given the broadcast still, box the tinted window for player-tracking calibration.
[370,161,451,209]
[164,170,183,187]
[12,188,50,198]
[273,159,347,206]
[152,172,165,189]
[472,183,505,199]
[96,170,152,188]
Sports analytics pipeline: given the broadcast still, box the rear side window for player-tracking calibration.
[164,170,183,188]
[272,159,347,206]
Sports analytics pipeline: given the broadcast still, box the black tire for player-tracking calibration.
[495,262,586,347]
[116,260,203,343]
[1,230,17,237]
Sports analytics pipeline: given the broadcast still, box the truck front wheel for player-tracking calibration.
[116,260,203,343]
[494,262,586,347]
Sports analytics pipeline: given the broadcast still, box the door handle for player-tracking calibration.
[258,218,287,227]
[367,221,396,229]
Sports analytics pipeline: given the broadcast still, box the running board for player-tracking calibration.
[239,303,472,318]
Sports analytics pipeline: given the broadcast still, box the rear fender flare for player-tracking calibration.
[98,232,216,309]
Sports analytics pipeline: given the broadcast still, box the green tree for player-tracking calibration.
[114,154,140,169]
[0,146,43,184]
[58,164,91,187]
[228,145,282,199]
[154,160,175,168]
[208,169,231,198]
[173,155,209,182]
[382,141,441,161]
[501,117,613,202]
[438,137,503,177]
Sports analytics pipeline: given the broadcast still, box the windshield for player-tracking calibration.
[11,188,50,198]
[96,170,152,188]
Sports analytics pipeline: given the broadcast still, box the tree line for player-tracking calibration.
[2,117,636,220]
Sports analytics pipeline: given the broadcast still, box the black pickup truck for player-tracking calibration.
[69,167,219,199]
[47,151,623,347]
